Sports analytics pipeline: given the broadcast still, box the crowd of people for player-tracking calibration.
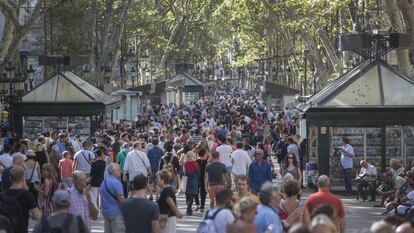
[0,89,413,233]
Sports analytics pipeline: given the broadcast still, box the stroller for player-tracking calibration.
[305,160,318,191]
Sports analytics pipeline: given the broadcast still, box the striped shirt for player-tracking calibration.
[68,187,90,229]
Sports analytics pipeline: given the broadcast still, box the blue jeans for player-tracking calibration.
[343,168,353,194]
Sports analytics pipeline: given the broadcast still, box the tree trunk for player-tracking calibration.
[313,20,343,74]
[396,0,414,77]
[384,0,412,76]
[91,0,133,82]
[283,9,330,89]
[0,0,44,69]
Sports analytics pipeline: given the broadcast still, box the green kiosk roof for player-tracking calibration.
[297,59,414,113]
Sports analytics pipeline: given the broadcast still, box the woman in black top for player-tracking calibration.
[193,141,209,213]
[35,143,49,169]
[89,149,106,208]
[159,144,180,192]
[157,169,183,233]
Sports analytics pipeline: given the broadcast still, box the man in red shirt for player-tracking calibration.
[304,175,345,233]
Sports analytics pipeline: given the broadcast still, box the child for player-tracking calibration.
[58,151,73,188]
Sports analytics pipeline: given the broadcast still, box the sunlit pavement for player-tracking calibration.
[28,187,383,233]
[28,163,383,232]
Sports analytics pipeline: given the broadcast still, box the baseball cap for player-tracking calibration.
[52,190,71,207]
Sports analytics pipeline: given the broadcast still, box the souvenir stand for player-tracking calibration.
[12,71,120,140]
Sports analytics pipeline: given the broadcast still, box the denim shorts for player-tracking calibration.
[226,166,232,174]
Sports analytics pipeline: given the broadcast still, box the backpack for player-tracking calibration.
[0,191,26,233]
[40,213,74,233]
[162,156,176,177]
[196,208,223,233]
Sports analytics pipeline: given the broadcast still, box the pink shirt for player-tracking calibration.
[59,158,73,179]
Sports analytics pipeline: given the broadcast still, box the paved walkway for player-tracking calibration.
[28,188,383,233]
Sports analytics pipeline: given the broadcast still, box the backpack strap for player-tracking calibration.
[61,214,74,233]
[104,180,119,202]
[206,208,223,220]
[81,151,91,165]
[40,216,51,233]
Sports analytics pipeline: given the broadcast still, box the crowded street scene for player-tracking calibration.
[1,0,414,233]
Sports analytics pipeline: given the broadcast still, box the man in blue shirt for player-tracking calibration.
[338,136,354,196]
[100,163,124,233]
[248,149,272,194]
[253,182,283,233]
[147,138,164,200]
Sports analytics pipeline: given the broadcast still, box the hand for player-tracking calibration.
[123,175,127,183]
[176,212,183,218]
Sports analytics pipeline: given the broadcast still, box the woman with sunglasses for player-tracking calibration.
[283,153,302,182]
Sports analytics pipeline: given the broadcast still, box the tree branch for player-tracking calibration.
[0,0,20,28]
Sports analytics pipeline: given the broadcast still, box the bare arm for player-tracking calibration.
[166,197,183,218]
[298,167,302,182]
[86,189,99,220]
[204,173,209,192]
[303,206,311,227]
[151,220,160,233]
[30,207,41,220]
[72,159,78,172]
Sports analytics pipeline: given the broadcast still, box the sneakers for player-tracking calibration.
[186,210,193,216]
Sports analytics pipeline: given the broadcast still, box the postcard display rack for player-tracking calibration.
[330,127,382,181]
[23,116,91,139]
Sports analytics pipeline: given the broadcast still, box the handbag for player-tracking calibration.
[159,214,169,228]
[180,164,188,193]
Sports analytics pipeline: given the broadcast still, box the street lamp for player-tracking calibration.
[130,67,136,87]
[0,62,27,103]
[26,65,35,90]
[0,62,28,127]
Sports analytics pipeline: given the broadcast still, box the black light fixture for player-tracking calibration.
[0,62,27,104]
[26,65,35,90]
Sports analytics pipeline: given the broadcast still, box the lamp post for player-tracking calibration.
[130,67,136,87]
[0,62,28,127]
[26,65,36,91]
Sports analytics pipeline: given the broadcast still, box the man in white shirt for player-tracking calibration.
[231,142,252,191]
[357,160,377,201]
[73,141,95,176]
[123,141,151,187]
[216,137,233,188]
[201,188,235,233]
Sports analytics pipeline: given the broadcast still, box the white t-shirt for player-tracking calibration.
[123,149,151,180]
[204,208,235,233]
[216,144,233,167]
[74,149,95,174]
[231,149,252,175]
[0,153,12,168]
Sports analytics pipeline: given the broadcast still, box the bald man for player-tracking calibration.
[68,170,99,230]
[357,160,377,201]
[1,156,24,190]
[304,175,345,233]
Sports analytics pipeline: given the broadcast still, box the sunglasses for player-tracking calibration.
[288,157,294,159]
